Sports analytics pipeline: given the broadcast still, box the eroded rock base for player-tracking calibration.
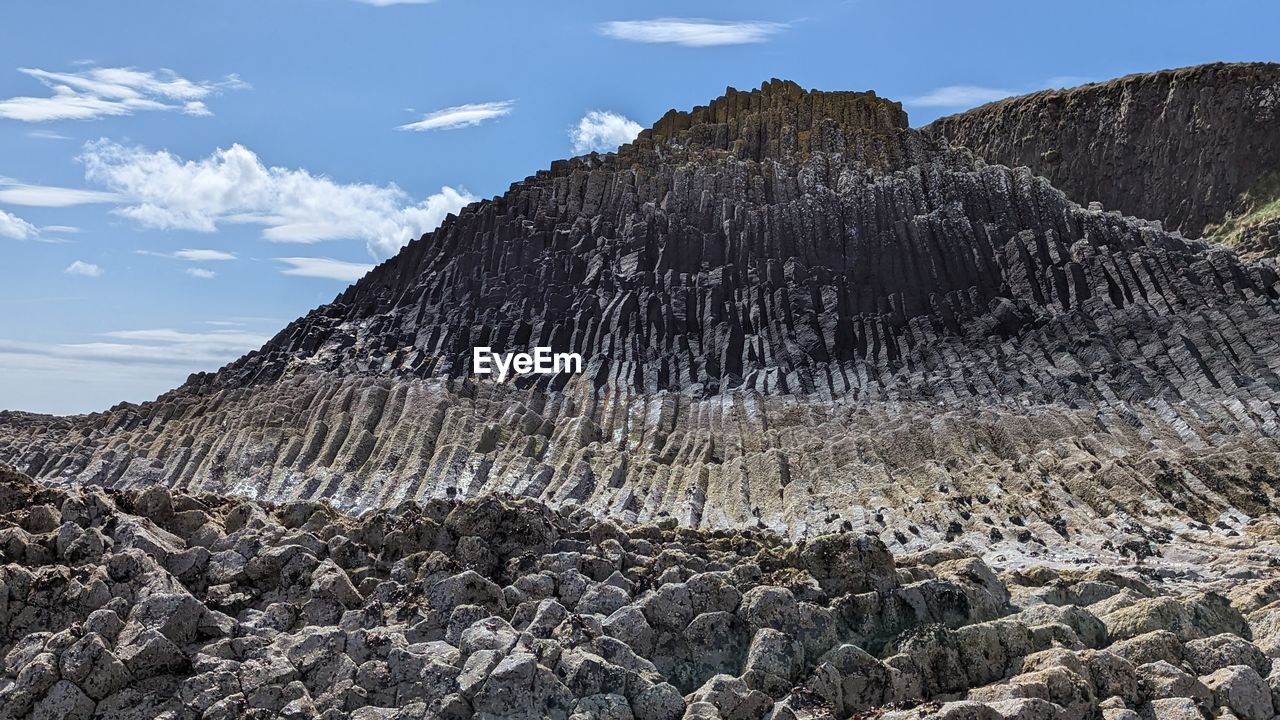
[2,465,1279,720]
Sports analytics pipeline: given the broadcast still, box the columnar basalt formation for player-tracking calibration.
[2,79,1280,568]
[924,62,1280,239]
[4,71,1280,720]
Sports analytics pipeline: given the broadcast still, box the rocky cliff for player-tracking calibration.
[2,78,1280,567]
[5,72,1280,720]
[924,62,1280,239]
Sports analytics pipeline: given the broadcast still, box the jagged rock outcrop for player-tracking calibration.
[2,465,1278,720]
[924,62,1280,238]
[2,77,1280,567]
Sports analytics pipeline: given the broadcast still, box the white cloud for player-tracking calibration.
[28,130,70,140]
[175,248,236,261]
[0,209,37,240]
[0,326,272,414]
[365,186,472,257]
[906,77,1102,112]
[0,329,267,368]
[80,140,475,259]
[186,268,217,279]
[42,225,80,234]
[277,257,374,282]
[0,181,121,207]
[136,248,238,262]
[64,260,103,277]
[398,101,515,132]
[104,328,263,345]
[0,66,247,122]
[905,85,1018,108]
[599,19,787,47]
[571,110,643,154]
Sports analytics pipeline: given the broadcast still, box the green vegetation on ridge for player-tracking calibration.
[1205,170,1280,257]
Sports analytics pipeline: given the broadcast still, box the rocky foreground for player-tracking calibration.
[2,464,1279,720]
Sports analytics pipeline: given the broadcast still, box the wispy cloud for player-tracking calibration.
[64,260,103,277]
[0,181,121,207]
[176,248,236,261]
[28,130,70,140]
[905,85,1018,108]
[571,110,643,154]
[80,140,475,259]
[104,328,260,344]
[599,19,788,47]
[42,225,80,234]
[0,66,247,122]
[186,268,217,279]
[0,326,270,414]
[0,209,37,240]
[0,329,267,368]
[135,248,238,262]
[907,76,1099,110]
[277,257,374,282]
[398,101,515,132]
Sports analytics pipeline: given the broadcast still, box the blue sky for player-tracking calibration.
[1,0,1277,415]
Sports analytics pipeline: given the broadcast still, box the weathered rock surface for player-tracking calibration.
[2,465,1277,720]
[924,62,1280,239]
[3,73,1280,716]
[1,79,1279,566]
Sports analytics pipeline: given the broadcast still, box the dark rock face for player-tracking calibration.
[2,77,1280,564]
[204,81,923,394]
[924,62,1280,238]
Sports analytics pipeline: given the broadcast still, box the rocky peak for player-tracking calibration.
[172,73,1280,405]
[579,79,908,170]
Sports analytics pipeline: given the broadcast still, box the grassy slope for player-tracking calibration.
[1205,171,1280,255]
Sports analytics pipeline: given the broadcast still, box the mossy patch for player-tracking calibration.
[1205,170,1280,249]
